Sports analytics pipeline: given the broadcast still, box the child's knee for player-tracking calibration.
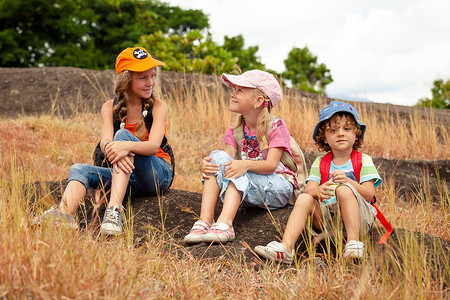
[209,150,233,165]
[336,185,356,201]
[295,193,316,209]
[113,129,135,141]
[70,163,86,176]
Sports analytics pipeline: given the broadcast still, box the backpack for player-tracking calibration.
[319,150,392,244]
[233,114,308,205]
[92,97,175,188]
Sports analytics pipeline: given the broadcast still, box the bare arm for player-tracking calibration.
[100,99,115,152]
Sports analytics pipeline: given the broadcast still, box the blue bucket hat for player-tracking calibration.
[312,101,366,142]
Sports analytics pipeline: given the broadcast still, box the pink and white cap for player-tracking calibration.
[222,70,282,107]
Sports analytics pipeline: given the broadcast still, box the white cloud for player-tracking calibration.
[165,0,450,106]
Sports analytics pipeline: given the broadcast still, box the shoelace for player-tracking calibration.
[107,208,121,224]
[43,206,58,215]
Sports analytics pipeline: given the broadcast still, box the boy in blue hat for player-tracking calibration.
[254,101,382,263]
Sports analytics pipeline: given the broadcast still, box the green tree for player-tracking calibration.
[0,0,209,69]
[282,46,333,94]
[140,30,239,74]
[222,35,265,72]
[416,79,450,109]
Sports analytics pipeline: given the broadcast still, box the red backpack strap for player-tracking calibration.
[319,152,333,185]
[351,150,392,244]
[350,150,362,183]
[373,204,393,244]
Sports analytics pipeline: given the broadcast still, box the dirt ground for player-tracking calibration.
[2,67,449,270]
[30,180,449,278]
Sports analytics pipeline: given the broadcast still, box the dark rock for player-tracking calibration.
[29,181,449,279]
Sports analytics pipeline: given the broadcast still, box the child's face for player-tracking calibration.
[229,85,259,114]
[130,68,157,99]
[324,115,358,153]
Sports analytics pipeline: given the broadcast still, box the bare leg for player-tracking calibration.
[59,180,87,215]
[199,176,222,224]
[108,157,133,208]
[281,193,323,253]
[336,185,360,241]
[216,182,242,227]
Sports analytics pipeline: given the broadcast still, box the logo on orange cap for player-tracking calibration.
[133,48,148,59]
[115,47,165,75]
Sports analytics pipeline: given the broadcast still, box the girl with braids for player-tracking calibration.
[33,47,173,235]
[184,70,296,243]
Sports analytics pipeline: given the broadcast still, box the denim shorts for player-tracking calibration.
[208,150,292,210]
[68,129,173,197]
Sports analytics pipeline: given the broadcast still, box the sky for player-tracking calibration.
[164,0,450,106]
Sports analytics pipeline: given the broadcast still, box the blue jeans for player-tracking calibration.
[68,129,173,197]
[208,150,292,210]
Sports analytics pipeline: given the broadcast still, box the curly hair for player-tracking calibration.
[314,112,363,152]
[112,69,158,141]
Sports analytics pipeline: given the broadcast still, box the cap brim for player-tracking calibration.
[116,60,165,74]
[222,74,255,88]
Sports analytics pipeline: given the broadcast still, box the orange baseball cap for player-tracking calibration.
[115,47,165,74]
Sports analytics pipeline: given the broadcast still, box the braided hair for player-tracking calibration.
[113,70,155,141]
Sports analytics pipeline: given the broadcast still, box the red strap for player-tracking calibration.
[319,152,333,185]
[320,150,362,185]
[373,204,393,244]
[350,150,362,183]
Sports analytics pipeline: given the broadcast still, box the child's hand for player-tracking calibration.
[199,157,220,179]
[223,160,249,179]
[330,170,350,184]
[106,141,134,165]
[319,180,337,201]
[113,155,135,174]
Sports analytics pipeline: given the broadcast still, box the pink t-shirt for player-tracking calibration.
[222,118,297,186]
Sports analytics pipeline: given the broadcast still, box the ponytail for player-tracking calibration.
[134,97,155,141]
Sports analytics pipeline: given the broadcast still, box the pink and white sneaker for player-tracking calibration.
[202,222,235,243]
[183,220,211,244]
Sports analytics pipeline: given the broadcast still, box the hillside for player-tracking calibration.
[3,67,449,279]
[1,67,448,202]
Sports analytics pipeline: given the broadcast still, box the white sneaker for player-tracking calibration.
[31,205,79,229]
[100,205,124,235]
[343,240,365,260]
[254,241,294,264]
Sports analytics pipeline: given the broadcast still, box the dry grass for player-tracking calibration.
[0,74,448,298]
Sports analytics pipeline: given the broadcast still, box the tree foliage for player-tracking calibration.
[141,30,240,74]
[416,79,450,109]
[222,35,265,72]
[0,0,209,68]
[282,46,333,94]
[0,0,333,95]
[140,31,266,74]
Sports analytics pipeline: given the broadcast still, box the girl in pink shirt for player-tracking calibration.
[184,70,296,244]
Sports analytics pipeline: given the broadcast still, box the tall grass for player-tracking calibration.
[0,73,448,298]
